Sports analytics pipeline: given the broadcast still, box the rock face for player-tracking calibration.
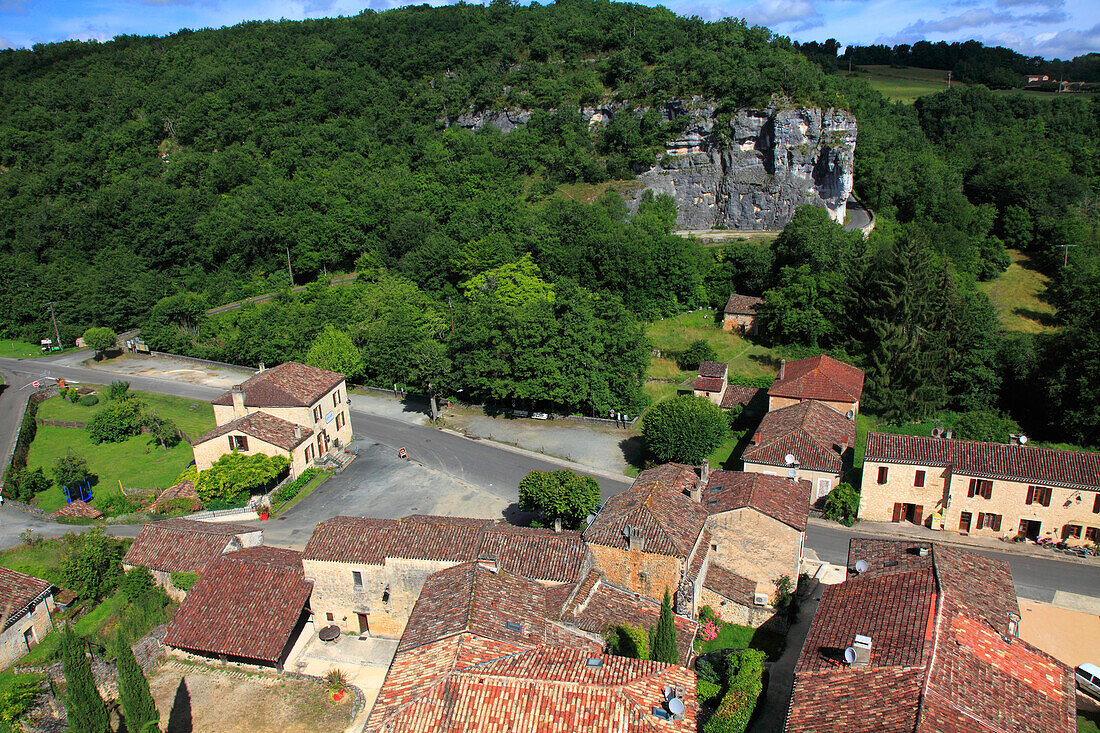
[634,102,856,230]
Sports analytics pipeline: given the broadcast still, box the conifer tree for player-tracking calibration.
[60,625,109,733]
[114,634,159,733]
[651,589,679,665]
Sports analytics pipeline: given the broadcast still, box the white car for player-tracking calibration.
[1077,662,1100,699]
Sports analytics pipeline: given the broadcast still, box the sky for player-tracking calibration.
[0,0,1097,60]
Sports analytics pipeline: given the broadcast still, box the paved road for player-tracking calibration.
[843,197,872,232]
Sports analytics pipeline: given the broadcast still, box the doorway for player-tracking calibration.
[23,627,36,651]
[959,511,972,533]
[356,613,368,635]
[891,502,923,525]
[1019,519,1041,540]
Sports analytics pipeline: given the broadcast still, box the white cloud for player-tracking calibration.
[995,0,1062,8]
[0,35,12,48]
[988,20,1100,57]
[901,9,1015,34]
[742,0,821,27]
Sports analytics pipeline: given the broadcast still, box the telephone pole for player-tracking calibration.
[947,70,952,89]
[45,301,62,349]
[286,245,294,286]
[1055,243,1078,267]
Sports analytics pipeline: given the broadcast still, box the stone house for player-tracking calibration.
[302,515,588,639]
[859,432,1100,545]
[787,538,1075,733]
[163,546,312,671]
[122,518,262,599]
[692,361,728,404]
[192,361,352,478]
[767,354,864,416]
[0,567,55,669]
[722,293,764,334]
[740,400,855,502]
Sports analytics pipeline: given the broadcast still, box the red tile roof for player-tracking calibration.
[122,519,257,574]
[701,564,755,607]
[303,516,586,584]
[768,354,864,403]
[52,500,103,520]
[367,644,697,732]
[211,361,344,408]
[741,400,855,473]
[148,480,201,513]
[787,541,1075,733]
[720,385,762,409]
[192,411,311,451]
[702,470,811,532]
[583,464,707,558]
[865,432,1100,489]
[693,376,725,393]
[697,361,728,379]
[0,567,51,628]
[163,547,311,664]
[724,293,764,315]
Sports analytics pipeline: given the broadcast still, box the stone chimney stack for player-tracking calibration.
[554,517,562,533]
[294,425,302,440]
[690,481,702,503]
[778,359,786,380]
[231,385,245,418]
[258,362,266,372]
[701,459,710,483]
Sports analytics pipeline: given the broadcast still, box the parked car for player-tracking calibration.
[1076,662,1100,699]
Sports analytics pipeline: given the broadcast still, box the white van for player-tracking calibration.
[1077,662,1100,699]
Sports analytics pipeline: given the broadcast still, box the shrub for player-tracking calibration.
[53,452,92,490]
[823,482,860,526]
[79,394,99,407]
[676,339,718,370]
[152,497,197,515]
[170,572,199,591]
[695,657,719,685]
[273,467,321,504]
[702,649,766,733]
[607,624,649,659]
[107,381,131,401]
[97,494,142,517]
[195,452,289,504]
[642,395,729,464]
[120,566,156,602]
[0,675,42,727]
[60,527,125,601]
[87,397,146,443]
[3,466,51,503]
[697,679,722,705]
[952,410,1020,443]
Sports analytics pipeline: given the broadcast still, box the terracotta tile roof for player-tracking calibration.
[225,545,304,571]
[148,480,201,513]
[702,470,811,531]
[865,432,1100,489]
[741,400,855,473]
[367,644,697,733]
[211,361,344,408]
[163,548,311,664]
[122,519,256,574]
[0,567,51,628]
[559,574,697,662]
[303,516,585,584]
[583,464,707,558]
[724,293,764,315]
[697,361,728,379]
[52,500,103,519]
[768,354,864,403]
[701,564,755,607]
[397,562,593,654]
[720,385,762,409]
[788,541,1075,733]
[192,411,311,451]
[693,376,725,393]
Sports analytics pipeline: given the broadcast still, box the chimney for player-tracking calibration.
[294,425,302,440]
[554,517,562,533]
[847,634,872,667]
[700,459,710,483]
[944,429,953,440]
[690,480,702,503]
[778,359,786,380]
[258,362,265,372]
[477,555,498,573]
[231,385,245,418]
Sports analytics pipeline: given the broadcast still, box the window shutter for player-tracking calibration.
[977,512,985,529]
[1042,488,1051,507]
[1094,493,1099,514]
[982,481,993,500]
[878,466,889,485]
[913,505,923,526]
[914,470,925,488]
[992,514,1001,532]
[892,503,903,522]
[1026,486,1035,505]
[968,479,977,498]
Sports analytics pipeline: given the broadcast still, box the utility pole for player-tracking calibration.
[947,70,952,89]
[1055,243,1078,267]
[46,301,62,350]
[448,296,454,333]
[285,246,294,286]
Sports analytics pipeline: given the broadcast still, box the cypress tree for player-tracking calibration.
[60,625,109,733]
[114,634,159,733]
[651,589,679,665]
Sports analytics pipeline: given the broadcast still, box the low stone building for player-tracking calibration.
[786,539,1075,733]
[192,361,352,478]
[722,293,764,334]
[741,400,855,502]
[767,354,864,416]
[122,518,262,599]
[0,567,55,669]
[692,361,728,405]
[859,432,1100,544]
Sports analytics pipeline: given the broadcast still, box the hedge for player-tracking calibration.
[273,467,321,505]
[170,572,199,591]
[701,648,766,733]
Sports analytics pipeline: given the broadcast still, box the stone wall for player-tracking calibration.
[0,597,55,670]
[722,313,759,335]
[699,587,774,628]
[586,544,682,605]
[740,462,841,504]
[768,394,858,417]
[705,508,802,599]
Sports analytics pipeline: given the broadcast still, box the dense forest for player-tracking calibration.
[1,1,1098,443]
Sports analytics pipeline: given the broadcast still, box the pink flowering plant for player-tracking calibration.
[700,618,721,642]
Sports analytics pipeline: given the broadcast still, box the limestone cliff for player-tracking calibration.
[632,102,856,230]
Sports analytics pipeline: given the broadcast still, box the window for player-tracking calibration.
[816,478,831,499]
[229,435,248,451]
[326,612,334,621]
[711,543,717,551]
[382,586,390,604]
[968,479,993,499]
[1086,527,1099,542]
[313,405,323,422]
[1094,493,1100,514]
[333,390,341,407]
[305,444,314,462]
[913,470,925,488]
[335,412,345,430]
[976,512,1001,531]
[504,621,523,633]
[877,466,889,485]
[1026,486,1052,507]
[1063,524,1082,540]
[352,571,362,589]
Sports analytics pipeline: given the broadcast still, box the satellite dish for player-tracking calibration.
[845,409,855,420]
[585,514,595,526]
[664,686,673,700]
[784,453,797,466]
[844,647,857,664]
[931,426,943,438]
[787,467,798,479]
[854,559,869,573]
[668,698,686,716]
[1018,435,1028,444]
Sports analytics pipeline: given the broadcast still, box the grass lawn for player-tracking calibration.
[646,310,782,386]
[37,391,216,440]
[850,65,957,103]
[0,541,70,586]
[1080,710,1100,733]
[26,426,195,513]
[977,249,1055,333]
[707,433,742,471]
[694,622,784,661]
[272,471,330,516]
[642,381,681,406]
[0,339,75,359]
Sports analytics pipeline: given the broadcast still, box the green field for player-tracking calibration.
[852,65,957,103]
[0,339,77,359]
[645,309,781,387]
[977,249,1055,333]
[37,390,216,440]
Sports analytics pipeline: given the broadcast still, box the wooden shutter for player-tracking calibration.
[977,512,986,529]
[959,512,971,531]
[914,470,925,488]
[1093,493,1099,513]
[892,503,903,523]
[1026,486,1035,505]
[913,505,924,526]
[878,466,889,485]
[983,481,993,500]
[968,479,977,498]
[991,514,1001,532]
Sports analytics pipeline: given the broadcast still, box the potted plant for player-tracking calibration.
[325,668,348,702]
[256,500,270,521]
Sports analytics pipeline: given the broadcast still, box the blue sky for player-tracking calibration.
[1,0,1097,59]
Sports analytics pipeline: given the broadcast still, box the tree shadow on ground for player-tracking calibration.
[1012,307,1057,328]
[501,502,538,527]
[747,353,782,370]
[166,677,192,733]
[619,436,645,471]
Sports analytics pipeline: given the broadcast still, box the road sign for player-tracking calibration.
[32,381,39,388]
[398,447,408,460]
